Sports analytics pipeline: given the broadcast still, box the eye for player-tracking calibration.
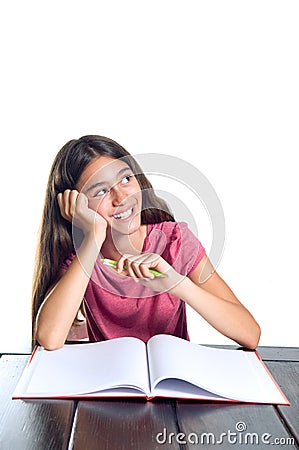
[94,188,108,197]
[121,175,132,184]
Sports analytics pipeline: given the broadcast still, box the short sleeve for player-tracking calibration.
[159,222,206,276]
[176,222,205,275]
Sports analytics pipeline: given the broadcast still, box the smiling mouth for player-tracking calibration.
[113,207,134,220]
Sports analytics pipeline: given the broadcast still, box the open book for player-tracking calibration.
[13,334,289,404]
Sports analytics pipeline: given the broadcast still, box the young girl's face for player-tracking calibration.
[77,156,142,235]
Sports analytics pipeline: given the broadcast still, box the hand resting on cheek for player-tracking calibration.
[57,189,108,245]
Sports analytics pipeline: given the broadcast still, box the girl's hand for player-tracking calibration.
[57,189,107,244]
[116,253,185,293]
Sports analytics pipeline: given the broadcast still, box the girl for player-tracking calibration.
[32,135,261,350]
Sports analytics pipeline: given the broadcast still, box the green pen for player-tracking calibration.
[100,258,167,278]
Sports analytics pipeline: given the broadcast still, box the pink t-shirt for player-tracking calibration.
[61,221,205,342]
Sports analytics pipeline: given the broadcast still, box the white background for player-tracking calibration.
[0,1,298,352]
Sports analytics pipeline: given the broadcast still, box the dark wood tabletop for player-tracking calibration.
[1,345,298,449]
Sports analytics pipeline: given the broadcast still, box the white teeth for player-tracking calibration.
[113,208,133,220]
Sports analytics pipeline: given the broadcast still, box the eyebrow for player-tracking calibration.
[84,167,133,193]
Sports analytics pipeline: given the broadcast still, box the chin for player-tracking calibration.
[110,215,141,236]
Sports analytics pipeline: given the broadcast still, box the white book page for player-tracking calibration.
[152,378,228,401]
[19,337,150,397]
[147,335,286,403]
[86,388,147,398]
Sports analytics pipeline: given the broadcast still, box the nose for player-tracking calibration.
[111,185,127,206]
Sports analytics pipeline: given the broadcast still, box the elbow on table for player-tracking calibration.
[242,323,261,350]
[35,330,65,351]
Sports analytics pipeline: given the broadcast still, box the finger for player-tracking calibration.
[69,190,80,218]
[128,254,154,279]
[123,254,147,279]
[57,190,71,221]
[124,257,137,279]
[116,255,125,273]
[63,189,73,219]
[134,253,159,277]
[130,261,145,279]
[117,254,132,274]
[74,192,89,219]
[138,263,155,279]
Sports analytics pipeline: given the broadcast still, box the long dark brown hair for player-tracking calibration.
[32,135,174,342]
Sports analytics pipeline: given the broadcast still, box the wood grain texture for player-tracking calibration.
[257,347,299,362]
[202,345,299,361]
[266,361,299,445]
[175,402,298,449]
[70,399,180,450]
[0,355,75,450]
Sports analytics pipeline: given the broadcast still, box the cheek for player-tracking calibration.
[88,198,107,215]
[96,201,110,216]
[130,183,142,199]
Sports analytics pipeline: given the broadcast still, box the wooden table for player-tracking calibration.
[1,345,298,449]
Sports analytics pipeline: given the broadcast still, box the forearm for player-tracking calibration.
[36,234,101,350]
[171,277,261,349]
